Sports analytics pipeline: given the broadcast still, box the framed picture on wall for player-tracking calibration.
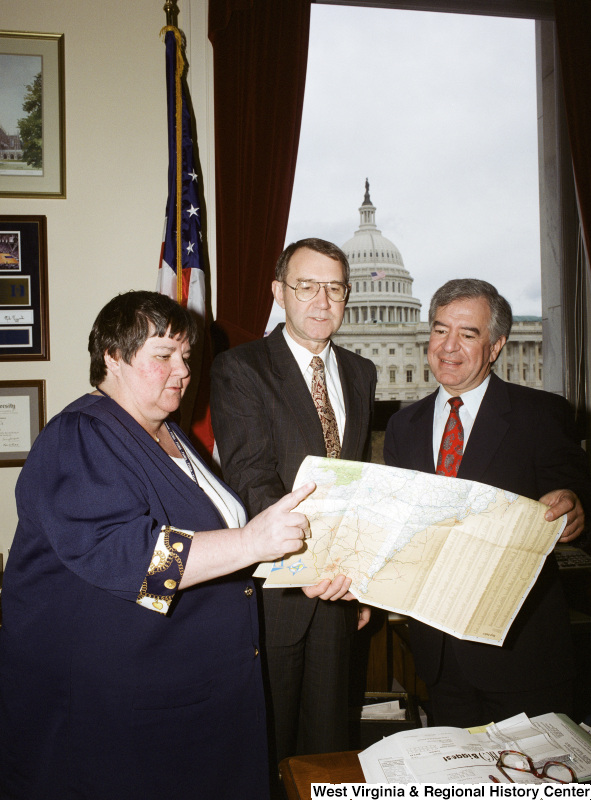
[0,31,65,198]
[0,379,46,467]
[0,215,49,360]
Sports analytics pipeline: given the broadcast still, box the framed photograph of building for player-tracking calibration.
[0,379,46,467]
[0,215,49,360]
[0,31,65,198]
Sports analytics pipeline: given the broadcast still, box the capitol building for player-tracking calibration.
[334,181,543,402]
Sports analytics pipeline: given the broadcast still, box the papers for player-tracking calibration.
[358,712,591,784]
[359,726,502,785]
[360,699,408,721]
[486,714,570,768]
[259,457,565,646]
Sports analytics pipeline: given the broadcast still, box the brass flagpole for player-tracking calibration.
[163,0,179,27]
[161,0,183,303]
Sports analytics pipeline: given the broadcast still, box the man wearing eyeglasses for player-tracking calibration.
[211,238,377,767]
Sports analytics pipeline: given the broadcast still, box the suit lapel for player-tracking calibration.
[265,325,326,455]
[96,395,217,502]
[457,373,511,481]
[336,348,363,459]
[407,393,438,473]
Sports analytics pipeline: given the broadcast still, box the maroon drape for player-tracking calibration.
[209,0,312,348]
[554,0,591,265]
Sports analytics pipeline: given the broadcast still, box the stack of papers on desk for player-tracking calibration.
[360,699,408,721]
[359,712,591,784]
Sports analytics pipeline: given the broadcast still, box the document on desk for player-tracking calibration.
[358,713,591,785]
[359,726,505,784]
[257,456,566,646]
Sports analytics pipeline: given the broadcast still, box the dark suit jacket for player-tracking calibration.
[210,324,377,646]
[384,373,591,692]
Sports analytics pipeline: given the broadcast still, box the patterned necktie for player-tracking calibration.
[436,396,464,477]
[310,356,341,459]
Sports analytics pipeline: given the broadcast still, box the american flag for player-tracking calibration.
[157,27,205,319]
[371,270,386,281]
[157,27,215,459]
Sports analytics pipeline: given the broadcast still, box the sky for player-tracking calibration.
[269,5,540,329]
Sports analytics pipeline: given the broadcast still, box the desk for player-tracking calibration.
[279,751,364,799]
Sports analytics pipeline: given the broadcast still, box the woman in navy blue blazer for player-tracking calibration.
[0,291,311,800]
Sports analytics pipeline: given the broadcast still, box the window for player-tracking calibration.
[355,348,362,355]
[406,370,413,383]
[424,369,430,382]
[276,5,568,404]
[389,347,396,355]
[389,368,396,383]
[372,348,378,355]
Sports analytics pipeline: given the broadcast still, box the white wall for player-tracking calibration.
[0,0,213,557]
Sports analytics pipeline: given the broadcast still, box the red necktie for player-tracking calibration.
[436,397,464,477]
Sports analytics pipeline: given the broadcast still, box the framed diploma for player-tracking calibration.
[0,215,49,360]
[0,379,45,467]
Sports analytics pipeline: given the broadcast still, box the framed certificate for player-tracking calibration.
[0,215,49,360]
[0,379,45,467]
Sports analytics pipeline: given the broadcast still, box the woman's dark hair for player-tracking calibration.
[88,290,199,386]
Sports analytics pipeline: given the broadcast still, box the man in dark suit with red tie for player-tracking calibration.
[210,239,377,766]
[384,278,591,727]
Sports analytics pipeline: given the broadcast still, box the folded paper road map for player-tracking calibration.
[258,456,566,646]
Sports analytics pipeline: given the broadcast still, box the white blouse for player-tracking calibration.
[170,453,247,530]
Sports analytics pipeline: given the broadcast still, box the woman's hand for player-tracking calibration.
[241,482,316,564]
[179,482,315,589]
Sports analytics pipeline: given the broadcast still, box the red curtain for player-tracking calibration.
[554,0,591,265]
[209,0,312,348]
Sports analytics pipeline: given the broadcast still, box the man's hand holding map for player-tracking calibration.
[258,456,566,646]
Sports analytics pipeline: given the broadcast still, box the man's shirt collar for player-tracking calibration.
[435,374,491,418]
[282,326,335,376]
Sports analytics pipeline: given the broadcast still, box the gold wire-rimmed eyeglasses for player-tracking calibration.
[283,280,349,302]
[496,750,576,783]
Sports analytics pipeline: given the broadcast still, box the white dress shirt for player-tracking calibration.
[432,375,491,469]
[282,327,346,442]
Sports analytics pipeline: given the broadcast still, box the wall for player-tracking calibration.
[0,0,213,557]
